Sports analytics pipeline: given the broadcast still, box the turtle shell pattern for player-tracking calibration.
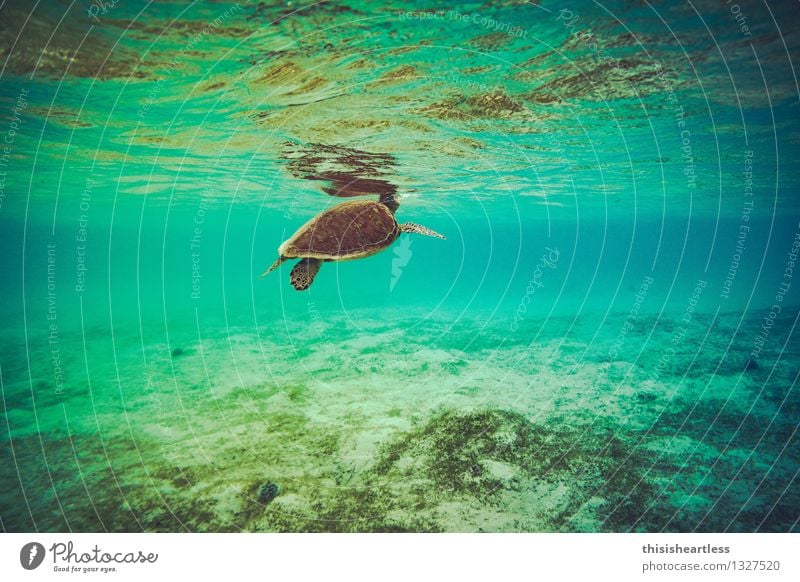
[280,199,400,260]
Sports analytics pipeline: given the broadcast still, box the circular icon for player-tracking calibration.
[20,542,46,570]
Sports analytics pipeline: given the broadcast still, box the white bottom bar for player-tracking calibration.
[1,533,797,581]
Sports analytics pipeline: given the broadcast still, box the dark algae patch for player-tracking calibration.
[247,408,658,532]
[370,409,657,531]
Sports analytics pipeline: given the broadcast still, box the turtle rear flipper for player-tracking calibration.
[400,222,445,239]
[290,258,322,291]
[259,256,286,279]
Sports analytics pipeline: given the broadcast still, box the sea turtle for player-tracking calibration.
[260,199,445,290]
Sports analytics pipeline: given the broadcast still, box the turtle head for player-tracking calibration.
[379,192,400,214]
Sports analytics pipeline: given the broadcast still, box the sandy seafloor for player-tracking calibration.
[2,306,797,533]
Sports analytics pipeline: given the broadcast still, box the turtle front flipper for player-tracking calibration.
[400,222,445,239]
[259,256,286,279]
[290,258,322,291]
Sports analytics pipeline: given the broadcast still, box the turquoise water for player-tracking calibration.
[1,0,799,532]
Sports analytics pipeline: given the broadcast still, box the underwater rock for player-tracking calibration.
[171,348,185,358]
[744,358,760,372]
[257,482,281,505]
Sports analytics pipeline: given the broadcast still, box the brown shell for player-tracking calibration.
[280,200,400,260]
